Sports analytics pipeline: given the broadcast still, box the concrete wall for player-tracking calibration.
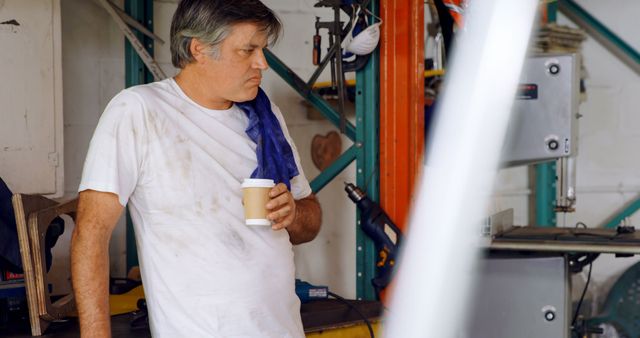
[50,0,640,312]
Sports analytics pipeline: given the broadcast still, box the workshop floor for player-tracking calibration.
[0,314,150,338]
[0,299,382,337]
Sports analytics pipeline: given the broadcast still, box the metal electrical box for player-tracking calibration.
[0,0,64,196]
[501,54,580,167]
[468,255,570,338]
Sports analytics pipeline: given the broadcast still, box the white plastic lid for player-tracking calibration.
[241,178,275,188]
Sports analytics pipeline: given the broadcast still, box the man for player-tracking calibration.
[71,1,322,337]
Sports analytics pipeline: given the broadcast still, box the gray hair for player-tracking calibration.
[170,0,282,68]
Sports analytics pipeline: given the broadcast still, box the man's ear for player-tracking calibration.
[189,38,208,63]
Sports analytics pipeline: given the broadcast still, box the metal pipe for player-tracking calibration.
[555,156,576,212]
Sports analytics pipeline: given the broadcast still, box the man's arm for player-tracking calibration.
[71,190,124,338]
[267,184,322,244]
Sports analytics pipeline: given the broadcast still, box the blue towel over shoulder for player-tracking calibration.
[237,88,299,190]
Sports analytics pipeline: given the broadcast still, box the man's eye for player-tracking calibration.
[242,49,254,54]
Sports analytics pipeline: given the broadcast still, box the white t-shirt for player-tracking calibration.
[79,78,311,337]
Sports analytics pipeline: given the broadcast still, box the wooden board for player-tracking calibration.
[13,194,57,335]
[12,193,77,335]
[30,198,77,321]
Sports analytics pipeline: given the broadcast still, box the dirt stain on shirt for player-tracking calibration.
[222,229,248,259]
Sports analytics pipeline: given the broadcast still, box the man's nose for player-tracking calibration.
[253,49,269,70]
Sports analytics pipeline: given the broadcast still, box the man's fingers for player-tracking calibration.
[266,193,291,210]
[271,212,295,230]
[272,220,287,230]
[264,183,296,230]
[269,183,288,198]
[268,205,292,221]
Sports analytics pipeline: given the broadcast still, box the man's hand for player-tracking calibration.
[266,183,296,230]
[266,183,322,244]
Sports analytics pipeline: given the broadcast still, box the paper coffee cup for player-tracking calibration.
[241,178,275,226]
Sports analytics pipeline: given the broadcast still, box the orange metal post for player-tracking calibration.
[379,0,425,232]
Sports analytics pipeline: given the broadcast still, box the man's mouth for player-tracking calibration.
[247,76,262,84]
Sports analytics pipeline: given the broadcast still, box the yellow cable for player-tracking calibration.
[424,69,445,78]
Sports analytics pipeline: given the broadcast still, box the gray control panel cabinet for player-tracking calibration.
[502,54,580,167]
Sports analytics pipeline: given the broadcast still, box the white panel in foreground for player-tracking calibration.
[385,0,539,337]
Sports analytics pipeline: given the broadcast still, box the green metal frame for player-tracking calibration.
[602,197,640,229]
[354,22,379,300]
[559,0,640,76]
[546,1,557,23]
[265,1,379,300]
[125,0,154,271]
[535,161,557,227]
[310,145,357,193]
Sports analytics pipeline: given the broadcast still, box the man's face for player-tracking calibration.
[196,22,269,105]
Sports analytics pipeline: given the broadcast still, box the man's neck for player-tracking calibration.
[174,68,232,110]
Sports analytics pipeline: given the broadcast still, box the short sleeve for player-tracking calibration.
[270,102,313,200]
[79,90,147,206]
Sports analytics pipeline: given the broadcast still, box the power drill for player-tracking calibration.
[345,182,402,296]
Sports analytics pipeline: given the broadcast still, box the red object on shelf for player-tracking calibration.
[4,271,24,281]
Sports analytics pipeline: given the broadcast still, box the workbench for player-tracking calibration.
[490,225,640,254]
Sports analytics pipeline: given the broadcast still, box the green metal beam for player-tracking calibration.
[535,161,557,227]
[310,145,357,193]
[546,1,557,23]
[559,0,640,76]
[125,0,154,87]
[264,49,357,142]
[125,0,154,272]
[602,197,640,229]
[355,0,379,301]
